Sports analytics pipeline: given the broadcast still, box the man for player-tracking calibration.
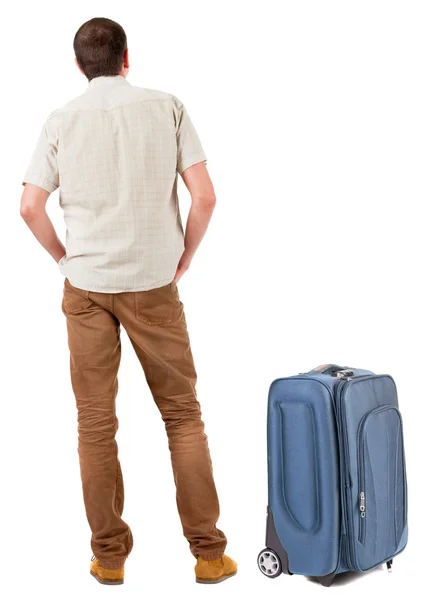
[20,17,236,586]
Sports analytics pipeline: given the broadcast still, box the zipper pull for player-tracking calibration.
[359,492,366,517]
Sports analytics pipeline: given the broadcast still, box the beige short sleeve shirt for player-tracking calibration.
[22,75,207,292]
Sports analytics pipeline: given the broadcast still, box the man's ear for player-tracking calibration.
[75,57,84,75]
[123,48,129,70]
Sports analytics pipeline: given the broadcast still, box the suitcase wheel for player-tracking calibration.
[257,548,282,578]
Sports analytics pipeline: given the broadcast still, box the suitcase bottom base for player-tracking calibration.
[257,509,396,586]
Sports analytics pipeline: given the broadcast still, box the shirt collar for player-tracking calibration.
[88,75,130,88]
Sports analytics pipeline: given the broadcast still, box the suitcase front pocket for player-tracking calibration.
[356,405,406,564]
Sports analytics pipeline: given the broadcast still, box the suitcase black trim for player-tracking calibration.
[316,573,336,587]
[266,507,291,575]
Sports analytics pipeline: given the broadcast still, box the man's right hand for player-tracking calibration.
[174,252,192,283]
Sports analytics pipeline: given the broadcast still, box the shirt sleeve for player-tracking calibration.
[172,95,207,174]
[22,116,59,193]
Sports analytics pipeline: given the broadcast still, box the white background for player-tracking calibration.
[2,0,429,598]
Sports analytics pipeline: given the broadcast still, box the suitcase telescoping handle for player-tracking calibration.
[307,364,355,378]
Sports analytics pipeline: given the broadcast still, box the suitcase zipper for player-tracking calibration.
[335,378,355,571]
[335,374,374,570]
[358,491,366,544]
[357,408,374,546]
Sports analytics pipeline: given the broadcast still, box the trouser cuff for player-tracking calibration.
[195,551,225,561]
[98,559,126,570]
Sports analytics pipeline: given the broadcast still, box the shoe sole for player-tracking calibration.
[90,571,124,585]
[196,571,237,584]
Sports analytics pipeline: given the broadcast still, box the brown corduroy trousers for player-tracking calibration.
[61,277,226,569]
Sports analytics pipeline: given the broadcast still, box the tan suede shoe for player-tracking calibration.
[90,556,124,585]
[195,554,237,584]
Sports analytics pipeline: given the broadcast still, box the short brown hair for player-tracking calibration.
[73,17,127,81]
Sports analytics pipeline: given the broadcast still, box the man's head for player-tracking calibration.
[74,17,129,81]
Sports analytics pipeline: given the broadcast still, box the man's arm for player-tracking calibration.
[174,162,216,282]
[20,183,65,263]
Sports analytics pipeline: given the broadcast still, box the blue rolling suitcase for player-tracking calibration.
[258,364,408,587]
